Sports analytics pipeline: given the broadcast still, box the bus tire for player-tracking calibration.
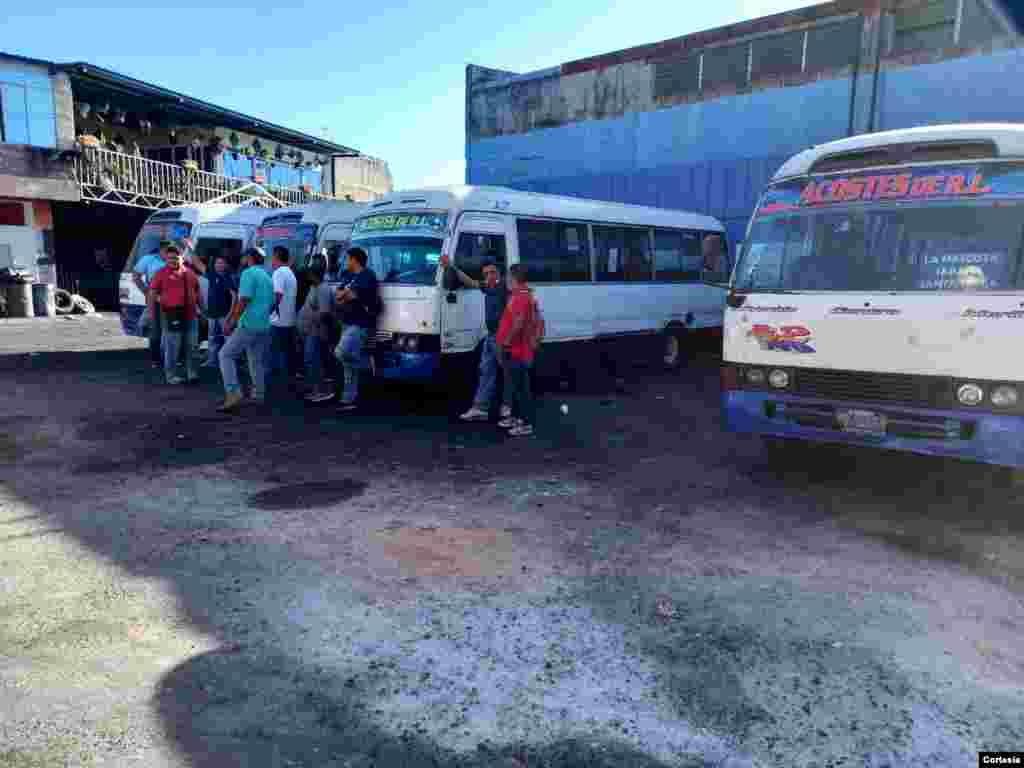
[663,327,687,371]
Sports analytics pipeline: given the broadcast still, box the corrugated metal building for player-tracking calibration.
[466,0,1021,244]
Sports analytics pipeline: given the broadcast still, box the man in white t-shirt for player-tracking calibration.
[269,245,299,393]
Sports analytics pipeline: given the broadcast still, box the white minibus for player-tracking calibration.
[348,185,730,385]
[723,123,1024,467]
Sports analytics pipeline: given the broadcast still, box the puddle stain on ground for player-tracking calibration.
[247,480,368,511]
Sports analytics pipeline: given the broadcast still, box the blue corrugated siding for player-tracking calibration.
[468,47,1024,247]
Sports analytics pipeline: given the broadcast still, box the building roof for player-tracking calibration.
[772,123,1024,179]
[1,51,358,156]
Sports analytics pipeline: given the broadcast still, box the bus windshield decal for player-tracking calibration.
[352,212,448,236]
[800,172,992,206]
[256,224,316,243]
[755,164,1024,218]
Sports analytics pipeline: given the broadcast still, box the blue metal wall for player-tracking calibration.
[467,47,1024,246]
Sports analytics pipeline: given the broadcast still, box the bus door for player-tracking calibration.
[441,214,508,355]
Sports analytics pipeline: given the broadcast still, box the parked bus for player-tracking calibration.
[254,200,365,307]
[119,203,283,337]
[722,123,1024,467]
[348,185,730,385]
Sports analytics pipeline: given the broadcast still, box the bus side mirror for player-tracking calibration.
[442,266,460,291]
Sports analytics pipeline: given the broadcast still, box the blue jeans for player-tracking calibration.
[220,327,270,400]
[160,312,197,382]
[505,359,534,425]
[337,325,368,403]
[269,325,297,389]
[206,316,228,367]
[473,334,507,409]
[304,333,322,388]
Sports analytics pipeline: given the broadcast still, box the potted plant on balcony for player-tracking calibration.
[181,159,199,173]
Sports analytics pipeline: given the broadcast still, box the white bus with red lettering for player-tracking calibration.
[722,123,1024,467]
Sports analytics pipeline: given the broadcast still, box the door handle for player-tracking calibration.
[446,292,457,305]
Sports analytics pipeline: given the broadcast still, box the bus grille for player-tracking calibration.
[790,368,954,409]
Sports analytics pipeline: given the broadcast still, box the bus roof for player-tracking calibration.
[773,123,1024,181]
[360,185,725,232]
[149,204,277,227]
[281,200,366,226]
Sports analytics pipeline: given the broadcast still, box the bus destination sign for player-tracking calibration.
[352,213,448,235]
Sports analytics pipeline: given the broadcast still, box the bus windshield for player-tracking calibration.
[356,236,442,286]
[125,221,192,273]
[736,164,1024,292]
[256,223,318,270]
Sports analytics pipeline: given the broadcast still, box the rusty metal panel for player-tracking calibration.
[653,56,700,100]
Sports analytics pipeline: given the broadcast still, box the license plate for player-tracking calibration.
[837,409,886,435]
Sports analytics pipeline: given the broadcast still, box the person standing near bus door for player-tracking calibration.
[702,234,726,274]
[147,244,201,385]
[218,248,274,413]
[269,246,298,394]
[440,250,512,423]
[194,253,237,368]
[134,241,168,369]
[496,263,542,437]
[333,247,378,412]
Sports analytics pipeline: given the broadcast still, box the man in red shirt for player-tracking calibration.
[495,263,540,437]
[147,243,201,385]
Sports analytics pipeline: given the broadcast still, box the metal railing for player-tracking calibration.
[73,147,340,210]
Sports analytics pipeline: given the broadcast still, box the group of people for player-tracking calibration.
[134,238,544,436]
[135,239,380,414]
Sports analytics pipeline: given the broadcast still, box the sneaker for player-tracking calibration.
[498,416,519,429]
[167,376,185,385]
[460,406,489,422]
[509,423,534,437]
[218,392,243,413]
[500,405,512,419]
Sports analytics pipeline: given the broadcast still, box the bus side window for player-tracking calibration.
[455,233,506,283]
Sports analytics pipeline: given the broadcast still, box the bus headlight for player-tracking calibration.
[404,335,419,353]
[957,383,984,407]
[746,368,766,385]
[991,385,1019,408]
[768,369,790,389]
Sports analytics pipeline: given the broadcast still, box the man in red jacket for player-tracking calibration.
[495,263,539,437]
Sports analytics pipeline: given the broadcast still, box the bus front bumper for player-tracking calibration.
[372,351,440,381]
[723,390,1024,467]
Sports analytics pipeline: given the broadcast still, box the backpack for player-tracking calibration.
[524,296,545,351]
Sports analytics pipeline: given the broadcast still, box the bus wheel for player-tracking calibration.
[663,329,686,371]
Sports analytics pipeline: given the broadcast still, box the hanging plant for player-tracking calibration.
[228,131,240,149]
[240,146,253,157]
[258,147,271,161]
[251,138,263,155]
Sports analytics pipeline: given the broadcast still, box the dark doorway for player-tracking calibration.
[51,202,151,311]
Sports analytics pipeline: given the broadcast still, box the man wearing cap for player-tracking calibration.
[147,243,201,385]
[218,247,274,412]
[134,241,169,369]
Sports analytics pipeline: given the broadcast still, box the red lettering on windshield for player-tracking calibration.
[968,174,992,194]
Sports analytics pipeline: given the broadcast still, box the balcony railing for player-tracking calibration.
[72,147,339,210]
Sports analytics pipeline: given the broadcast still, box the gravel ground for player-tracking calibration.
[0,315,1022,767]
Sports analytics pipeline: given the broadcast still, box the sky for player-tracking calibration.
[6,0,815,189]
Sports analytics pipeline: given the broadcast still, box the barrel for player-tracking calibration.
[6,283,34,319]
[31,283,56,318]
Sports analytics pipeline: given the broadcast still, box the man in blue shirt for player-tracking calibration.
[193,252,238,368]
[134,243,168,368]
[333,247,378,411]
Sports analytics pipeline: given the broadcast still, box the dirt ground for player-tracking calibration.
[0,315,1022,767]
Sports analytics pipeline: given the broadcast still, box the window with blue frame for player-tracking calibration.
[0,61,57,148]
